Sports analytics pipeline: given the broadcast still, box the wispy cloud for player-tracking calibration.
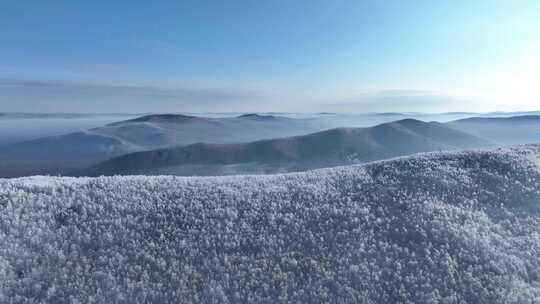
[0,79,261,113]
[0,80,479,114]
[315,90,470,113]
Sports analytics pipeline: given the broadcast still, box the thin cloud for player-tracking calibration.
[316,90,470,113]
[0,79,261,113]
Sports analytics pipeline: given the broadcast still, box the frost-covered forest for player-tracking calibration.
[1,145,540,303]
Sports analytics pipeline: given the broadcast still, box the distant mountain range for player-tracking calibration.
[447,115,540,145]
[93,113,329,149]
[0,113,325,177]
[75,119,493,176]
[2,112,540,177]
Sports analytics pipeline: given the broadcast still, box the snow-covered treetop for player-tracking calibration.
[1,144,539,303]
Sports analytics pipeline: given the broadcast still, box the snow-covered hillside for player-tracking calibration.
[1,145,540,303]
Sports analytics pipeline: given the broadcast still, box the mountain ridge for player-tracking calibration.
[0,113,326,177]
[447,115,540,145]
[75,119,494,176]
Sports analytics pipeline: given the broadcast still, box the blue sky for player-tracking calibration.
[0,0,539,113]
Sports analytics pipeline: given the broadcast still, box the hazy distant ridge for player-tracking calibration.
[77,119,493,176]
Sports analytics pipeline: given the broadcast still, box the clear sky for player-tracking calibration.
[0,0,539,113]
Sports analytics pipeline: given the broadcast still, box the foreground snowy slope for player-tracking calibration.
[1,145,540,303]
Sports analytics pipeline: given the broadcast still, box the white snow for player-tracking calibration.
[0,144,540,303]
